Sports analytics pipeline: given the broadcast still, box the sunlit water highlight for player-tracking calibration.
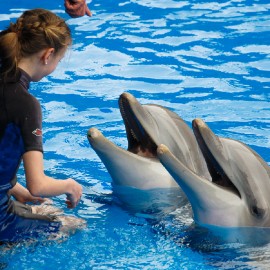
[0,0,270,269]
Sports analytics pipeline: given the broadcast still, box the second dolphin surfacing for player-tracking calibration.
[158,118,270,229]
[87,93,210,214]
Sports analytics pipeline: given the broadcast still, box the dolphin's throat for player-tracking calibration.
[119,95,157,158]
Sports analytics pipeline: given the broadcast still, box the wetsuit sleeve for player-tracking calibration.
[18,94,43,153]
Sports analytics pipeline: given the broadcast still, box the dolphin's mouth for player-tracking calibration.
[119,94,157,158]
[192,119,240,197]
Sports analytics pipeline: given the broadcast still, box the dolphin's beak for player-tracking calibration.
[192,118,239,195]
[118,92,157,157]
[87,127,101,141]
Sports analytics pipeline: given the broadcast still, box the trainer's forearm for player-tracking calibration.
[8,182,28,199]
[27,175,72,198]
[23,151,71,197]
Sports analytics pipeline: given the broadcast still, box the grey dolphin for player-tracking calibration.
[87,93,210,212]
[157,118,270,228]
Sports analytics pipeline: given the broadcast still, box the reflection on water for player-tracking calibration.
[112,185,189,219]
[0,0,270,269]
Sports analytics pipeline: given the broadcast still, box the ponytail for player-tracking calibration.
[0,24,21,79]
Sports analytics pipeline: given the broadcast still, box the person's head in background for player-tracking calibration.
[0,8,72,82]
[65,0,92,18]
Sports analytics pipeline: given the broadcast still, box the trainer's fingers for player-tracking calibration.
[66,200,73,208]
[66,196,81,209]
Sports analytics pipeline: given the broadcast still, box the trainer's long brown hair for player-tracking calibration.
[0,9,72,79]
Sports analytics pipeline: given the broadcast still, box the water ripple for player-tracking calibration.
[1,0,270,269]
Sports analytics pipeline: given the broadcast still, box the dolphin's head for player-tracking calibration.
[158,118,270,228]
[118,92,210,179]
[87,93,210,191]
[193,118,270,226]
[87,92,182,190]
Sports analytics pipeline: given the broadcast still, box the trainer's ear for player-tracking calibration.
[41,48,55,65]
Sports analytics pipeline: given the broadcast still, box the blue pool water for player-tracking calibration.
[0,0,270,269]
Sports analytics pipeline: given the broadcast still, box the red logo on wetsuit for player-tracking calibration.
[32,128,42,136]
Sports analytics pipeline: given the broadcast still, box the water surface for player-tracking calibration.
[0,0,270,269]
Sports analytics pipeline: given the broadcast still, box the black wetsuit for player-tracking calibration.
[0,69,60,242]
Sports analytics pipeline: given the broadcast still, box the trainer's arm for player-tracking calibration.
[8,182,46,204]
[23,151,82,208]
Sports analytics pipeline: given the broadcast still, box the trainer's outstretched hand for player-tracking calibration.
[65,178,83,209]
[64,0,92,18]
